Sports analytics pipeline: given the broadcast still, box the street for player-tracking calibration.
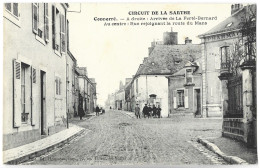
[27,110,228,165]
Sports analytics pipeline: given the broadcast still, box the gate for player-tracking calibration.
[227,76,243,118]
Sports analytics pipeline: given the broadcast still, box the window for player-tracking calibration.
[33,3,49,44]
[244,42,256,61]
[186,69,193,84]
[55,77,61,95]
[21,63,30,123]
[177,90,184,107]
[4,3,20,27]
[5,3,19,18]
[220,46,230,69]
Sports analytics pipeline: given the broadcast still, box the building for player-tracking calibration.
[3,3,69,150]
[115,81,125,110]
[124,78,133,111]
[77,67,88,113]
[131,33,201,117]
[89,78,97,113]
[198,4,256,146]
[77,67,96,114]
[66,50,77,118]
[167,59,202,117]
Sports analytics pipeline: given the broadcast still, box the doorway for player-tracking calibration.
[40,71,46,135]
[194,89,201,116]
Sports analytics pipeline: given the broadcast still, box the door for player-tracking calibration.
[40,71,46,135]
[195,89,201,116]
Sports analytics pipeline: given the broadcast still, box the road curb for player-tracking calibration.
[197,137,249,165]
[5,128,86,165]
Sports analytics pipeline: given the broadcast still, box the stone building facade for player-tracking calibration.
[3,3,69,150]
[199,4,256,146]
[168,59,202,117]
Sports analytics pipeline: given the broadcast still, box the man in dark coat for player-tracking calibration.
[78,104,85,120]
[147,104,152,118]
[95,106,100,116]
[142,104,149,118]
[152,104,157,118]
[135,104,141,119]
[157,105,162,118]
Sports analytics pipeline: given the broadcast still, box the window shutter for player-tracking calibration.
[184,89,189,108]
[32,3,39,34]
[52,5,56,49]
[60,14,66,53]
[31,67,37,126]
[173,90,177,109]
[44,3,49,42]
[13,59,22,127]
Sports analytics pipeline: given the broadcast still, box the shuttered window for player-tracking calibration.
[32,3,39,34]
[32,68,36,83]
[60,14,66,53]
[55,77,61,95]
[177,90,184,107]
[44,3,49,42]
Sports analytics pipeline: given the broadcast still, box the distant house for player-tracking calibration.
[131,34,201,117]
[66,50,77,118]
[199,4,256,146]
[168,59,202,117]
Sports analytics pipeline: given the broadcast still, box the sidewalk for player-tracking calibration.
[3,124,85,164]
[198,136,257,164]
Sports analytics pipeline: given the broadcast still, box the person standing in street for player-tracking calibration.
[142,104,149,118]
[152,104,157,118]
[95,105,100,116]
[135,104,141,119]
[157,105,162,118]
[78,104,85,120]
[148,104,152,119]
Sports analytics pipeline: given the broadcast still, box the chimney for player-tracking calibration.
[231,4,243,15]
[185,37,192,44]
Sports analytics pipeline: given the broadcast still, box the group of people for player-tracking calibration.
[95,106,105,116]
[135,104,161,119]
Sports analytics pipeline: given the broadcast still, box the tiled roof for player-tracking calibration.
[199,4,256,37]
[135,44,201,76]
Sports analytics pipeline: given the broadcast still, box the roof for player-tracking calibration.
[170,58,202,77]
[199,4,256,37]
[135,44,201,77]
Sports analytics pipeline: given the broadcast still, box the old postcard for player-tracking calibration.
[2,2,257,166]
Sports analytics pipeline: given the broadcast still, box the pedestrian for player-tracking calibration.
[157,105,162,118]
[148,104,152,118]
[95,105,100,116]
[152,104,157,118]
[78,104,85,120]
[135,104,141,119]
[142,104,149,118]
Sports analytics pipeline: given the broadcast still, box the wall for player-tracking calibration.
[169,74,202,115]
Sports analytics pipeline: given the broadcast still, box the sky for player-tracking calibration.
[67,3,232,106]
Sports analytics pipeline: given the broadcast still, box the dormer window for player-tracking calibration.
[186,69,193,84]
[226,22,233,28]
[175,61,180,64]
